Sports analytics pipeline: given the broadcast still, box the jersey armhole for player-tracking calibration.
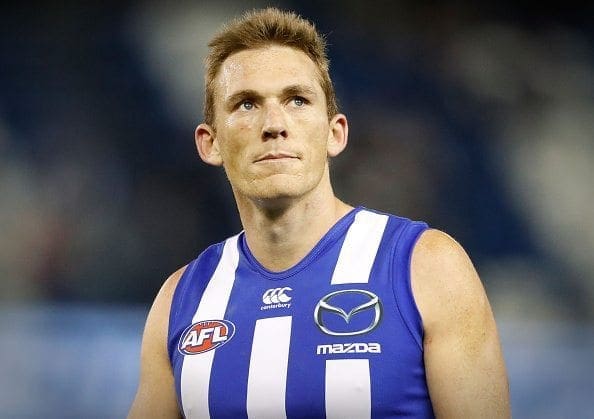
[166,241,227,362]
[391,221,429,351]
[166,258,199,362]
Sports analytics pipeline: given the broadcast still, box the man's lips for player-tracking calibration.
[254,152,299,162]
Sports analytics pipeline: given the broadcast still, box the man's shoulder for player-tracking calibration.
[155,264,189,310]
[411,228,477,291]
[410,228,488,331]
[413,228,463,257]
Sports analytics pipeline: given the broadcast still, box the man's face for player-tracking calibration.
[206,45,339,204]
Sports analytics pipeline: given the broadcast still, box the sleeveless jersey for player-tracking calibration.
[168,207,434,418]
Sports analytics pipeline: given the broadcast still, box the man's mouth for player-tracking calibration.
[254,152,299,162]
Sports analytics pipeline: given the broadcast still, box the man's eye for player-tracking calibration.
[293,97,305,107]
[240,100,254,110]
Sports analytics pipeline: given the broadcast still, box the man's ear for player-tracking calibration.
[195,123,223,166]
[327,114,349,157]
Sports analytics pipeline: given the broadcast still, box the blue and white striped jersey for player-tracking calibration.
[168,207,434,418]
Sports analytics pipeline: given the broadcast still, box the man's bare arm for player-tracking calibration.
[411,229,510,418]
[128,266,186,419]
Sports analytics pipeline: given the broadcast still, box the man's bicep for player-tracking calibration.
[128,268,186,419]
[423,294,509,418]
[411,230,510,418]
[128,308,180,418]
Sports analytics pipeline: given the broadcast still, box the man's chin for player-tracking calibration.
[252,192,300,210]
[250,176,305,198]
[232,174,320,209]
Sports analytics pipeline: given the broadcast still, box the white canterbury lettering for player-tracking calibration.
[316,342,381,355]
[260,303,291,311]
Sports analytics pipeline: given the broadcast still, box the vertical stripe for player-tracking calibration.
[181,235,240,419]
[246,316,292,419]
[325,359,371,419]
[331,210,389,284]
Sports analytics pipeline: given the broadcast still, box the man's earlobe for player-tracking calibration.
[195,124,223,166]
[327,114,349,157]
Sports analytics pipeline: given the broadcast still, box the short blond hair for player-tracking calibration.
[204,7,339,126]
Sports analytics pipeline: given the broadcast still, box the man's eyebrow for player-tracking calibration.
[225,85,318,105]
[282,84,318,97]
[225,89,262,105]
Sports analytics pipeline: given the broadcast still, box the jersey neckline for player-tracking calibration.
[238,206,365,280]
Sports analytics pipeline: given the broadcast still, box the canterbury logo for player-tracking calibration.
[263,287,292,304]
[260,287,292,311]
[314,289,382,336]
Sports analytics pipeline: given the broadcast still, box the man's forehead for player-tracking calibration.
[216,45,322,97]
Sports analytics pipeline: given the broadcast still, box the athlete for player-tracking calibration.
[128,7,510,419]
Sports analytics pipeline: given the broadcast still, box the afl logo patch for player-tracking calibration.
[178,319,235,355]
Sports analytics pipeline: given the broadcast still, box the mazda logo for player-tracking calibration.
[314,289,382,336]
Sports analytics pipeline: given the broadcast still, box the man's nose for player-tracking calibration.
[261,103,288,140]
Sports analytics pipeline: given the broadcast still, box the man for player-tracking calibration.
[129,7,510,418]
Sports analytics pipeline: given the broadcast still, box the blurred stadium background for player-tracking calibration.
[1,1,593,417]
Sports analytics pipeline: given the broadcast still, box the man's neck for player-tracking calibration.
[235,186,353,272]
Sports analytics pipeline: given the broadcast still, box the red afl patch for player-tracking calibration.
[178,319,236,355]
